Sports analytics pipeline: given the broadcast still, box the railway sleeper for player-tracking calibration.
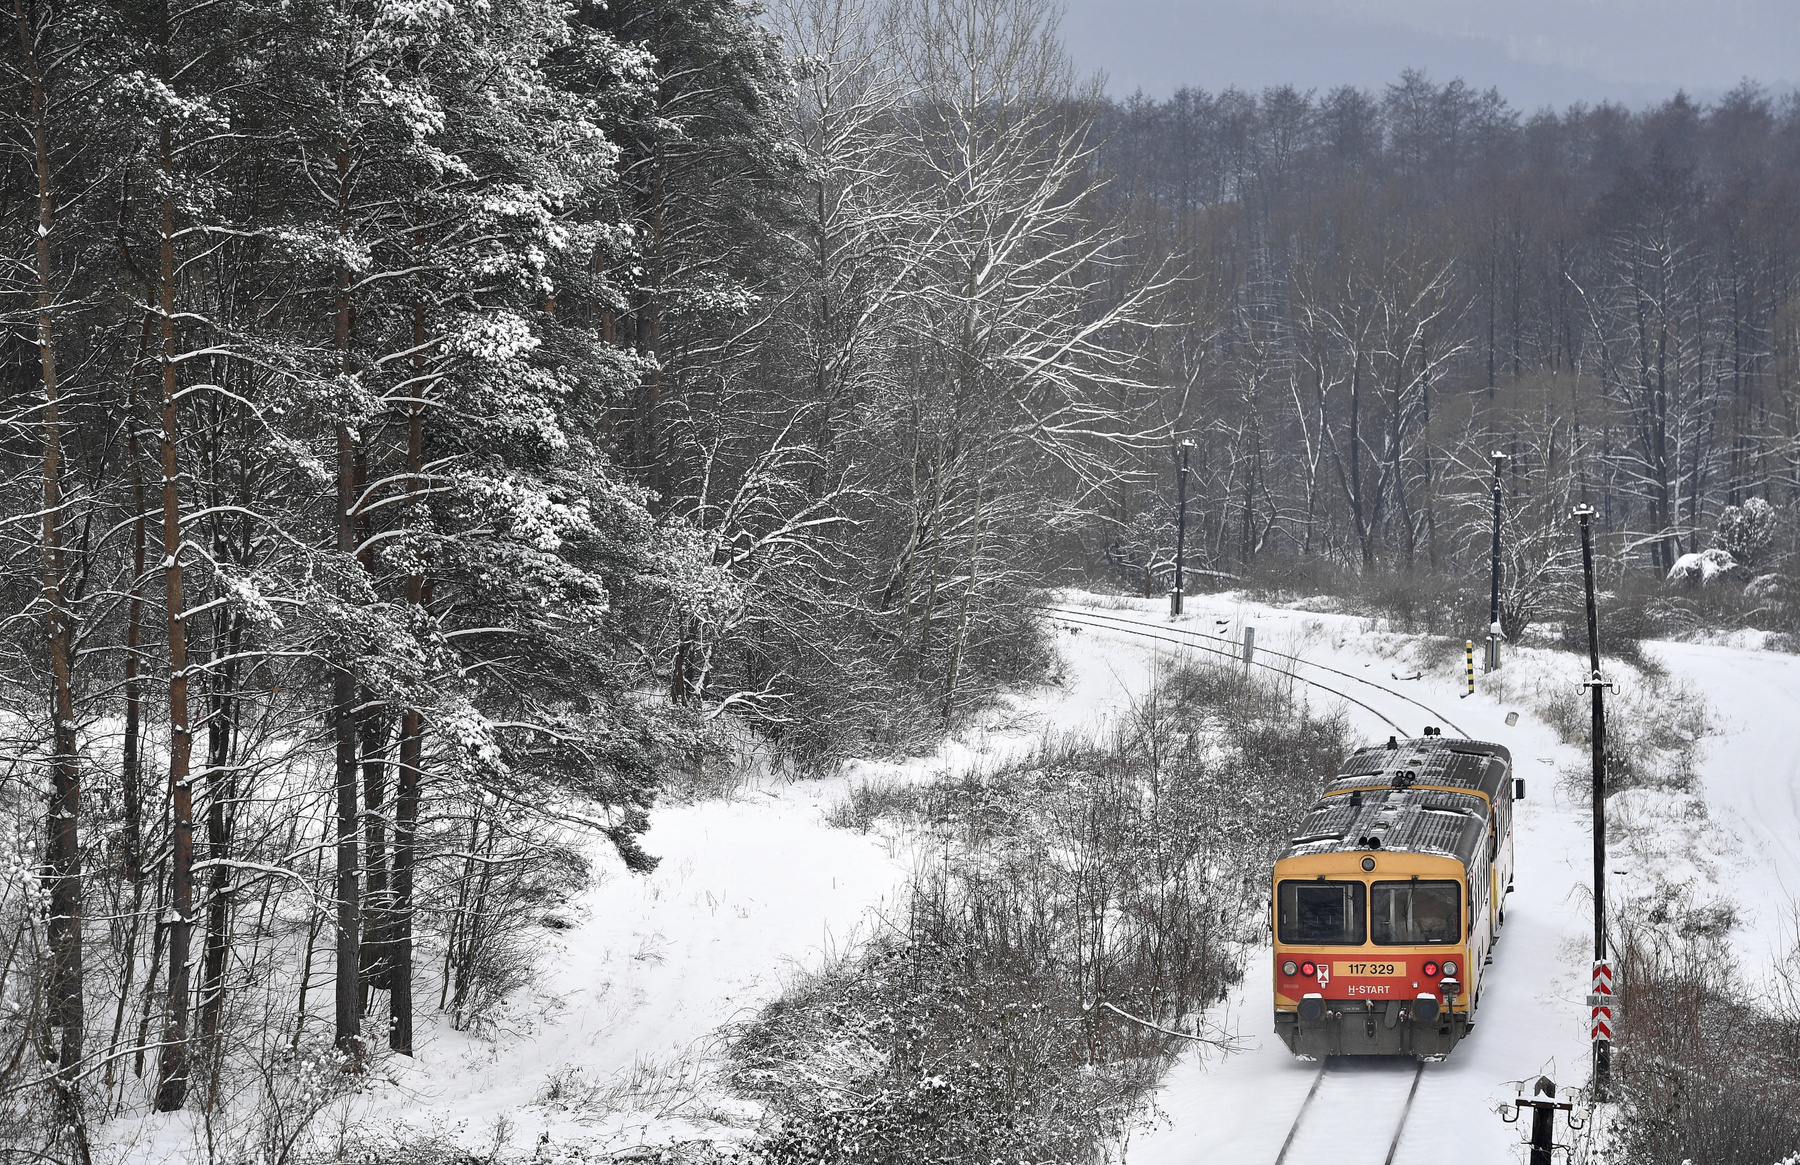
[1276,1001,1470,1060]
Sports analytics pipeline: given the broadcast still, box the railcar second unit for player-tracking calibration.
[1272,733,1521,1060]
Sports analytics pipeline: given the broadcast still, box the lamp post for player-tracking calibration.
[1487,450,1508,671]
[1173,439,1194,616]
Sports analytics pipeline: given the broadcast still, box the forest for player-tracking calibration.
[3,0,1798,1157]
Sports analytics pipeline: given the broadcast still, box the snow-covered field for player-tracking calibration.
[113,589,1798,1163]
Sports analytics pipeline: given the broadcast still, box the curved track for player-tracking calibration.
[1047,600,1447,1165]
[1042,603,1472,740]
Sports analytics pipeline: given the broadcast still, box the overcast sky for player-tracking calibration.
[1060,0,1800,112]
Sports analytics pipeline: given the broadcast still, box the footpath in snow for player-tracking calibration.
[1645,640,1800,975]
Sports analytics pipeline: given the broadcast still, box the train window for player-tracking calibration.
[1277,880,1367,945]
[1370,880,1461,945]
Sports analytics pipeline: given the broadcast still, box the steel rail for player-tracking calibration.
[1043,603,1472,739]
[1271,1058,1427,1165]
[1272,1061,1330,1165]
[1043,607,1410,735]
[1384,1061,1427,1165]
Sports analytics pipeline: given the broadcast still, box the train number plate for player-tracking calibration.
[1333,961,1404,977]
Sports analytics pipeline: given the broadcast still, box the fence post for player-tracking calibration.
[1243,626,1255,668]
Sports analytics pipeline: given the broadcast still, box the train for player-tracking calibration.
[1272,730,1522,1060]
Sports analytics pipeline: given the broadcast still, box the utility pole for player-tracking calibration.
[1502,1076,1576,1165]
[1573,504,1611,1099]
[1172,438,1193,616]
[1487,450,1507,671]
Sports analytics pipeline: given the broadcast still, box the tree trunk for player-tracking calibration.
[198,607,240,1046]
[390,299,427,1056]
[941,478,985,722]
[122,314,155,882]
[18,0,84,1077]
[154,120,196,1114]
[359,706,391,998]
[334,143,363,1062]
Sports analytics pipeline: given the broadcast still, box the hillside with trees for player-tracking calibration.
[3,0,1799,1159]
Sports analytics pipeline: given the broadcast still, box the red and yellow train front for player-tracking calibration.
[1272,852,1473,1059]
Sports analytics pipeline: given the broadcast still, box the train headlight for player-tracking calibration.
[1442,959,1458,976]
[1282,960,1299,976]
[1300,961,1316,977]
[1422,960,1439,977]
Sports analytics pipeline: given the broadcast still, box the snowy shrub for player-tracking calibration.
[1715,498,1779,570]
[738,658,1350,1163]
[1603,921,1800,1165]
[1667,547,1743,586]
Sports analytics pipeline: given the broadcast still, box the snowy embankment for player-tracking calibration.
[151,591,1789,1164]
[257,604,1177,1161]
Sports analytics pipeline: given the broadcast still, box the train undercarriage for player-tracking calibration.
[1276,999,1472,1059]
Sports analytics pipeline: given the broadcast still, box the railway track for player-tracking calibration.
[1273,1057,1426,1165]
[1041,603,1472,740]
[1049,600,1455,1163]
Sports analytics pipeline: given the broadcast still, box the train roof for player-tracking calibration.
[1278,786,1490,866]
[1330,736,1513,803]
[1275,736,1510,867]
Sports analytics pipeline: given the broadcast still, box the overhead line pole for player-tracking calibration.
[1173,438,1193,616]
[1487,451,1507,671]
[1573,503,1610,1100]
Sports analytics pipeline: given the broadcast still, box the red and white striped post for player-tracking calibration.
[1590,959,1614,1044]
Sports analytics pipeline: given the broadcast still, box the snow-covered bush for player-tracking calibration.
[736,656,1351,1164]
[1603,917,1800,1165]
[1667,547,1743,586]
[1715,497,1780,570]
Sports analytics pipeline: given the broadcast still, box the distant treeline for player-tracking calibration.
[1086,74,1800,605]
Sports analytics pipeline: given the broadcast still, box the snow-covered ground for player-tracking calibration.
[109,589,1797,1163]
[129,601,1180,1162]
[1643,641,1800,973]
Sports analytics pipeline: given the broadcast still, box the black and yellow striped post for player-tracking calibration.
[1465,640,1475,697]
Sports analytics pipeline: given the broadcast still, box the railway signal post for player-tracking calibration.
[1486,451,1508,672]
[1172,439,1194,616]
[1573,504,1613,1099]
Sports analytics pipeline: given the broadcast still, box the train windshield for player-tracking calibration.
[1278,880,1367,945]
[1371,880,1461,944]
